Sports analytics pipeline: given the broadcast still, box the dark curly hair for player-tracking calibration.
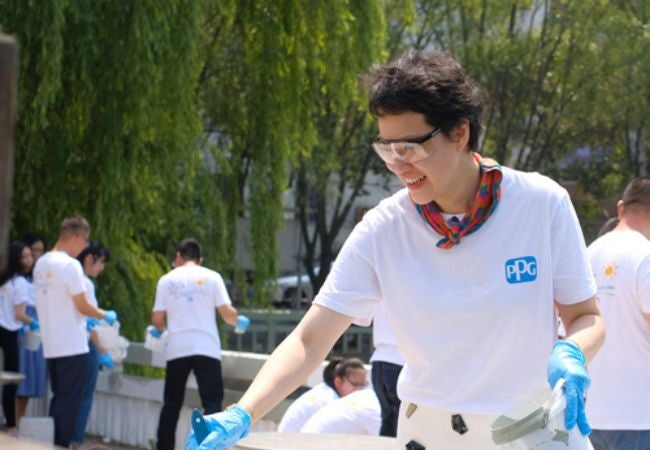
[367,51,484,151]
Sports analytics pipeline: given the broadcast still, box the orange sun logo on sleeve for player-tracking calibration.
[603,263,618,278]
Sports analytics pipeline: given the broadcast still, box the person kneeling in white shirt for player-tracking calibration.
[301,388,381,436]
[278,357,367,433]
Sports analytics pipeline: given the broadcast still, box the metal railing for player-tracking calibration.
[224,309,374,360]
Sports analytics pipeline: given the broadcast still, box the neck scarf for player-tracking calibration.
[414,153,502,249]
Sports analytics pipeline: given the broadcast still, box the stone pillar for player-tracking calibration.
[0,33,18,274]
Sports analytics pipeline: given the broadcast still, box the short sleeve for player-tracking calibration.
[551,190,597,304]
[152,278,169,312]
[636,255,650,313]
[213,273,232,307]
[63,260,87,296]
[11,276,30,306]
[313,215,382,325]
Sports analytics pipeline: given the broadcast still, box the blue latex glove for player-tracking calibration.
[149,326,163,339]
[186,405,251,450]
[28,319,40,331]
[86,317,100,332]
[547,340,591,435]
[98,352,114,369]
[234,315,250,334]
[103,310,118,325]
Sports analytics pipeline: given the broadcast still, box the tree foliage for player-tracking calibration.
[198,0,389,301]
[1,0,648,327]
[0,0,212,340]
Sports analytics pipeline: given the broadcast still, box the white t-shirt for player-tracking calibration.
[278,382,339,433]
[34,251,89,358]
[586,229,650,429]
[25,277,36,308]
[84,276,98,308]
[301,388,381,435]
[314,167,596,414]
[152,264,231,361]
[370,301,405,366]
[0,275,30,331]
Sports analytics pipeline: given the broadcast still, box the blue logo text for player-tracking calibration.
[505,256,537,283]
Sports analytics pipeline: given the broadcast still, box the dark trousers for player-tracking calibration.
[372,361,403,437]
[48,353,88,447]
[72,341,99,443]
[0,326,19,428]
[157,355,224,450]
[591,429,650,450]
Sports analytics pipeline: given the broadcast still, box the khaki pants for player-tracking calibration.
[396,402,501,450]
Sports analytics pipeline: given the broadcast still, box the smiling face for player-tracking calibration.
[20,246,34,274]
[377,111,473,211]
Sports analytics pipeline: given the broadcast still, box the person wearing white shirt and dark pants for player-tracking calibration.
[34,217,118,447]
[587,178,650,450]
[151,238,240,450]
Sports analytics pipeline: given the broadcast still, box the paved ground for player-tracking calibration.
[84,435,148,450]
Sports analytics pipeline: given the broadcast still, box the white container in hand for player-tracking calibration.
[95,321,130,365]
[23,328,42,351]
[491,379,593,450]
[144,326,169,353]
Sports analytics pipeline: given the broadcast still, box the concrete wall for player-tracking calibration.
[81,347,337,449]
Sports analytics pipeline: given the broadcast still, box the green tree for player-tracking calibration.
[0,1,213,340]
[197,0,390,302]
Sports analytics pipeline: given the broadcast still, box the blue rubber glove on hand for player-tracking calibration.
[98,352,114,369]
[149,326,163,339]
[103,310,118,325]
[186,405,251,450]
[86,317,100,332]
[547,340,591,435]
[234,315,250,334]
[28,319,40,331]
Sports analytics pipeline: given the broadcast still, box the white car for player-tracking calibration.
[274,267,320,308]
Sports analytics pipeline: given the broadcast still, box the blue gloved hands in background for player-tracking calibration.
[28,319,39,331]
[186,405,251,450]
[149,326,163,339]
[547,340,591,435]
[103,310,118,325]
[98,352,114,369]
[87,317,100,332]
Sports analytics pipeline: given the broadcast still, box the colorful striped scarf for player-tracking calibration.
[415,153,502,249]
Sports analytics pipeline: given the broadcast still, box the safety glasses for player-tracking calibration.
[372,128,442,164]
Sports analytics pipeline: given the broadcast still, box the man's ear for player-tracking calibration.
[617,200,625,219]
[450,119,470,148]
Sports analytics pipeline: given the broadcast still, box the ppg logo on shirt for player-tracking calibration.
[505,256,537,283]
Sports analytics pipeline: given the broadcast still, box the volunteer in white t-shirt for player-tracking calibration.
[72,241,114,446]
[186,51,605,450]
[301,388,381,436]
[586,178,650,450]
[34,217,118,448]
[0,241,38,435]
[278,357,367,433]
[152,238,242,450]
[370,301,404,438]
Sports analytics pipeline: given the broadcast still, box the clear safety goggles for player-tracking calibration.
[372,128,442,164]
